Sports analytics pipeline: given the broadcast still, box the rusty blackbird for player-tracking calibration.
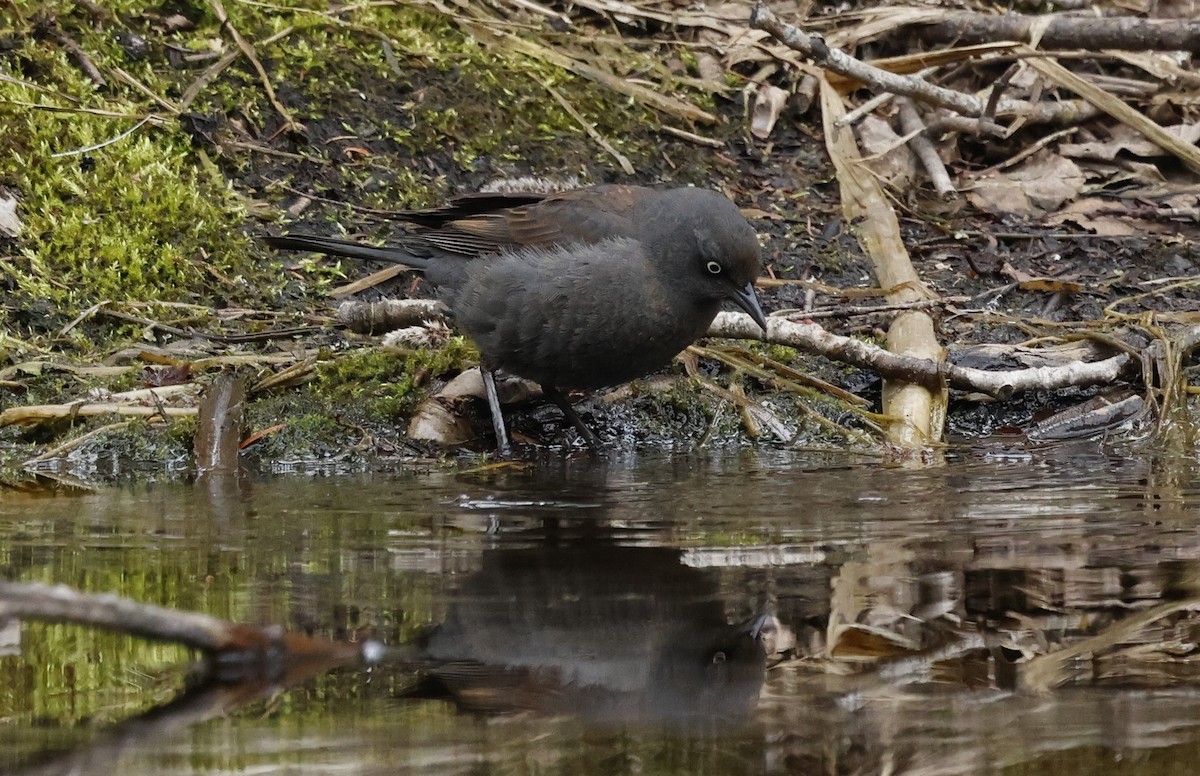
[266,184,767,454]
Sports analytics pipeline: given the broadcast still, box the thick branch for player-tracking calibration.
[919,11,1200,54]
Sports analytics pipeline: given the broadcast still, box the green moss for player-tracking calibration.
[314,337,476,419]
[0,5,262,338]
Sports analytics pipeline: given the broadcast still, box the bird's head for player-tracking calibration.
[653,188,767,332]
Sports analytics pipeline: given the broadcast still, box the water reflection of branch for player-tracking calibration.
[1020,596,1200,692]
[3,581,382,774]
[11,658,345,776]
[0,581,366,671]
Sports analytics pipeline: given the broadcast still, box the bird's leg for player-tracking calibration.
[541,385,602,453]
[480,368,513,457]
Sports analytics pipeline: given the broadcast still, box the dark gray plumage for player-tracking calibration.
[265,184,767,453]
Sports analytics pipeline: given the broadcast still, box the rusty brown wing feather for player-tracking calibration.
[398,191,551,229]
[421,185,647,258]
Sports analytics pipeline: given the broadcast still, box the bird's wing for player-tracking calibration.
[397,191,551,229]
[422,185,647,257]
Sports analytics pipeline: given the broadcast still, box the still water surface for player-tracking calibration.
[4,444,1200,775]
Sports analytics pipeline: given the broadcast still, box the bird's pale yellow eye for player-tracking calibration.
[706,261,722,275]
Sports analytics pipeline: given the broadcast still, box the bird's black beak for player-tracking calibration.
[729,282,769,333]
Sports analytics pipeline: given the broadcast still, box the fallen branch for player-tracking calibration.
[918,11,1200,54]
[750,4,986,117]
[897,97,956,197]
[0,402,198,427]
[709,312,1134,399]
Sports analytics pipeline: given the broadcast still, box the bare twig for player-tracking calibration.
[503,0,570,27]
[751,4,985,117]
[660,125,724,148]
[51,115,159,158]
[540,79,634,174]
[208,0,299,129]
[0,581,367,665]
[836,66,937,128]
[923,112,1006,138]
[58,300,110,335]
[778,296,970,320]
[46,24,107,86]
[896,97,955,197]
[693,376,795,443]
[109,67,181,114]
[466,18,717,123]
[0,581,266,653]
[22,422,132,467]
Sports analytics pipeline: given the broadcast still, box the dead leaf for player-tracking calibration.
[1050,197,1139,236]
[966,153,1084,215]
[1060,123,1200,161]
[856,114,916,189]
[1001,262,1083,294]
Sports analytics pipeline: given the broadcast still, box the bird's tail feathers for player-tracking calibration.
[264,234,429,270]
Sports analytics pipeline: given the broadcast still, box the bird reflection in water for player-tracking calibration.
[407,538,793,727]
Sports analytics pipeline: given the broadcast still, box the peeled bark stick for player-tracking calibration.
[709,312,1134,399]
[918,11,1200,54]
[338,299,447,335]
[815,77,944,449]
[195,374,246,477]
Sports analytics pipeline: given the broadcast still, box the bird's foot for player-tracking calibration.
[541,385,603,454]
[481,368,513,458]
